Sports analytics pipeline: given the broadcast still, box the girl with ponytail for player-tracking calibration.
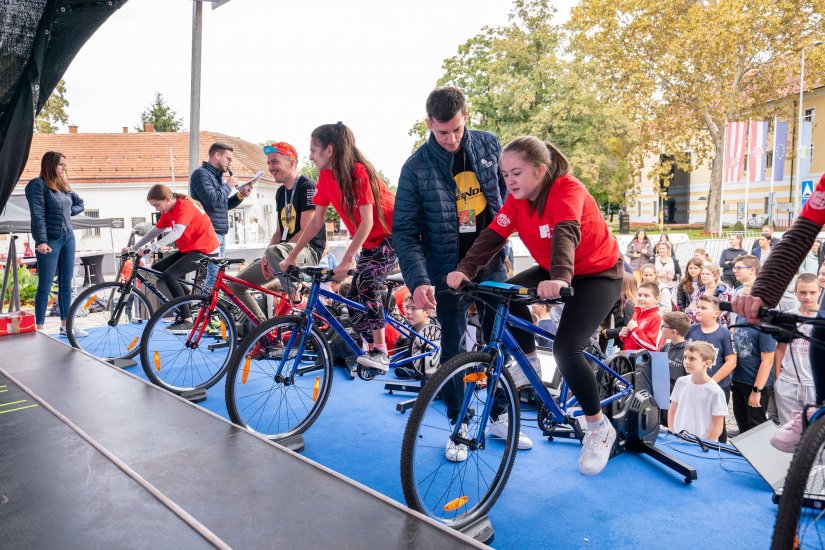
[446,136,624,477]
[281,122,397,371]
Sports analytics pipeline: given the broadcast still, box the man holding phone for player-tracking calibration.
[190,141,251,287]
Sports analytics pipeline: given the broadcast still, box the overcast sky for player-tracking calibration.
[62,0,574,181]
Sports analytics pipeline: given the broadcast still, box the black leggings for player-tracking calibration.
[810,323,825,404]
[153,251,206,318]
[509,266,622,416]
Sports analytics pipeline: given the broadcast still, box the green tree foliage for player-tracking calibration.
[568,0,825,231]
[34,80,69,133]
[411,0,638,211]
[136,92,183,132]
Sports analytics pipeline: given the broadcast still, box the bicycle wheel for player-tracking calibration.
[772,416,825,549]
[400,351,519,528]
[225,315,333,440]
[66,282,153,361]
[139,294,237,393]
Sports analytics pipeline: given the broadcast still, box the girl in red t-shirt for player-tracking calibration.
[446,136,624,477]
[281,122,397,371]
[128,184,220,333]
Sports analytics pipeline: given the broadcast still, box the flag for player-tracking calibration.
[724,121,747,183]
[773,121,789,182]
[799,119,814,179]
[748,120,769,182]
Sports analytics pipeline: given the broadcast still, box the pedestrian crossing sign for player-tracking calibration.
[802,180,814,207]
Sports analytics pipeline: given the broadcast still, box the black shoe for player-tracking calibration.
[394,366,421,380]
[167,320,194,335]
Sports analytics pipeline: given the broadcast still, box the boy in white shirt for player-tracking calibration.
[668,341,728,441]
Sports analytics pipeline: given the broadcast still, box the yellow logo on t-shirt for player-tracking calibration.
[280,204,296,235]
[455,171,486,233]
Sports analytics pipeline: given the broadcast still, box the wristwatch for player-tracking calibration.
[752,386,763,393]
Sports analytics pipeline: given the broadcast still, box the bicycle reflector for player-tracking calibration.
[312,376,320,402]
[220,320,227,340]
[127,337,139,351]
[84,295,97,310]
[443,496,469,511]
[464,372,487,383]
[153,351,161,371]
[242,355,251,384]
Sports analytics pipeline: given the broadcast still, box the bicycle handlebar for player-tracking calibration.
[720,301,825,332]
[454,280,574,303]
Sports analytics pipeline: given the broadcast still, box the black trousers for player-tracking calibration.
[153,251,206,318]
[730,380,771,434]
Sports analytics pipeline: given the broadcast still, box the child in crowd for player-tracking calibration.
[731,282,777,434]
[677,258,704,311]
[394,293,441,380]
[641,264,673,312]
[771,273,821,451]
[602,272,637,355]
[668,341,728,441]
[531,302,558,349]
[660,311,690,391]
[619,281,662,351]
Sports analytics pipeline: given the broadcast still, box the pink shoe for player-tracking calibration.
[771,412,804,453]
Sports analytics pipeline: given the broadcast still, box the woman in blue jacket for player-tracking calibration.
[25,151,86,335]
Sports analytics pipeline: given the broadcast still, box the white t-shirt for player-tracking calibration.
[670,375,728,440]
[778,308,814,386]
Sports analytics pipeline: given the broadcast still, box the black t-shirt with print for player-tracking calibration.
[276,175,326,259]
[453,150,493,259]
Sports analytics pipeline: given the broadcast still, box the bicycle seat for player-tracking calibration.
[203,256,244,266]
[385,272,405,287]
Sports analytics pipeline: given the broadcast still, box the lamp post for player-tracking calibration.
[794,41,823,217]
[153,132,175,185]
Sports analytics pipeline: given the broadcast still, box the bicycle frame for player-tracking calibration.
[455,300,635,439]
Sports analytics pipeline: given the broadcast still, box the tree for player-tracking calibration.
[411,0,639,211]
[568,0,825,231]
[136,92,183,132]
[35,79,69,133]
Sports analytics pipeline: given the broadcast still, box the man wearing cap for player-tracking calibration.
[228,142,325,322]
[190,141,251,288]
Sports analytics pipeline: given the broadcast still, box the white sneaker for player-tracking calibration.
[356,349,390,373]
[60,326,88,338]
[486,413,533,450]
[578,419,616,476]
[445,424,469,462]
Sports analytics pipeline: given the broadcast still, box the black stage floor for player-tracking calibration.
[0,332,481,549]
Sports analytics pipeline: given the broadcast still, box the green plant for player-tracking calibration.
[732,221,745,231]
[2,266,38,306]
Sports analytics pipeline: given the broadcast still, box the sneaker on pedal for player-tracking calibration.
[445,423,469,462]
[60,326,88,338]
[394,366,421,380]
[578,419,616,476]
[204,318,223,337]
[356,349,390,373]
[167,320,194,335]
[486,413,533,450]
[771,411,805,453]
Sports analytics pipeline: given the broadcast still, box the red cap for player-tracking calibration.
[263,142,298,159]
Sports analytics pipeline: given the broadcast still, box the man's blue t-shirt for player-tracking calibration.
[731,326,777,386]
[687,324,736,388]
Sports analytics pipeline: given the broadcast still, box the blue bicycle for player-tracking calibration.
[224,266,441,441]
[399,281,635,528]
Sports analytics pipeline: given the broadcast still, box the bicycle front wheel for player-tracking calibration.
[225,315,333,441]
[139,294,237,393]
[66,282,153,361]
[772,415,825,549]
[400,351,519,528]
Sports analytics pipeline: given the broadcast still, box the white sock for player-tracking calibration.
[374,343,388,354]
[586,417,608,432]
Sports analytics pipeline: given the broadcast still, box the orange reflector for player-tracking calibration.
[83,295,98,310]
[153,351,161,371]
[127,337,139,351]
[242,355,252,384]
[220,320,227,339]
[312,376,320,402]
[463,372,487,383]
[443,496,469,512]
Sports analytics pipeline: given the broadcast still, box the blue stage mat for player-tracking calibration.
[54,333,777,548]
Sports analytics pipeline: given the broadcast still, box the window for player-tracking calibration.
[637,202,641,216]
[766,151,773,168]
[804,108,815,122]
[83,209,101,237]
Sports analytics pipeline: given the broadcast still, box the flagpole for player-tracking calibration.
[720,122,729,235]
[769,117,777,225]
[745,119,751,227]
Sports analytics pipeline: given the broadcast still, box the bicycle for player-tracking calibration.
[399,281,635,529]
[223,266,441,441]
[719,302,825,550]
[65,250,208,362]
[138,256,296,395]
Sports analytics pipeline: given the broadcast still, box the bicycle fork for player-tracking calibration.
[452,351,506,451]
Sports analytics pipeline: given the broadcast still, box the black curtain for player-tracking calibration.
[0,0,128,211]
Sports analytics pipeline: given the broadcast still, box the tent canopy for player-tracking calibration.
[0,194,113,234]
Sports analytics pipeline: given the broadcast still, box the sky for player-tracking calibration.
[60,0,575,182]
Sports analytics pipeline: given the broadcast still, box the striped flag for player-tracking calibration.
[724,121,747,183]
[748,120,769,182]
[773,121,789,182]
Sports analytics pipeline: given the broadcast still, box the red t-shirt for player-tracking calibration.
[156,197,219,254]
[488,174,618,276]
[313,162,395,249]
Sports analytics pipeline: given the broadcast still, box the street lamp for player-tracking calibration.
[153,132,175,185]
[794,40,823,217]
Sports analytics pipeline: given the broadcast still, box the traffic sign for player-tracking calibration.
[802,180,814,208]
